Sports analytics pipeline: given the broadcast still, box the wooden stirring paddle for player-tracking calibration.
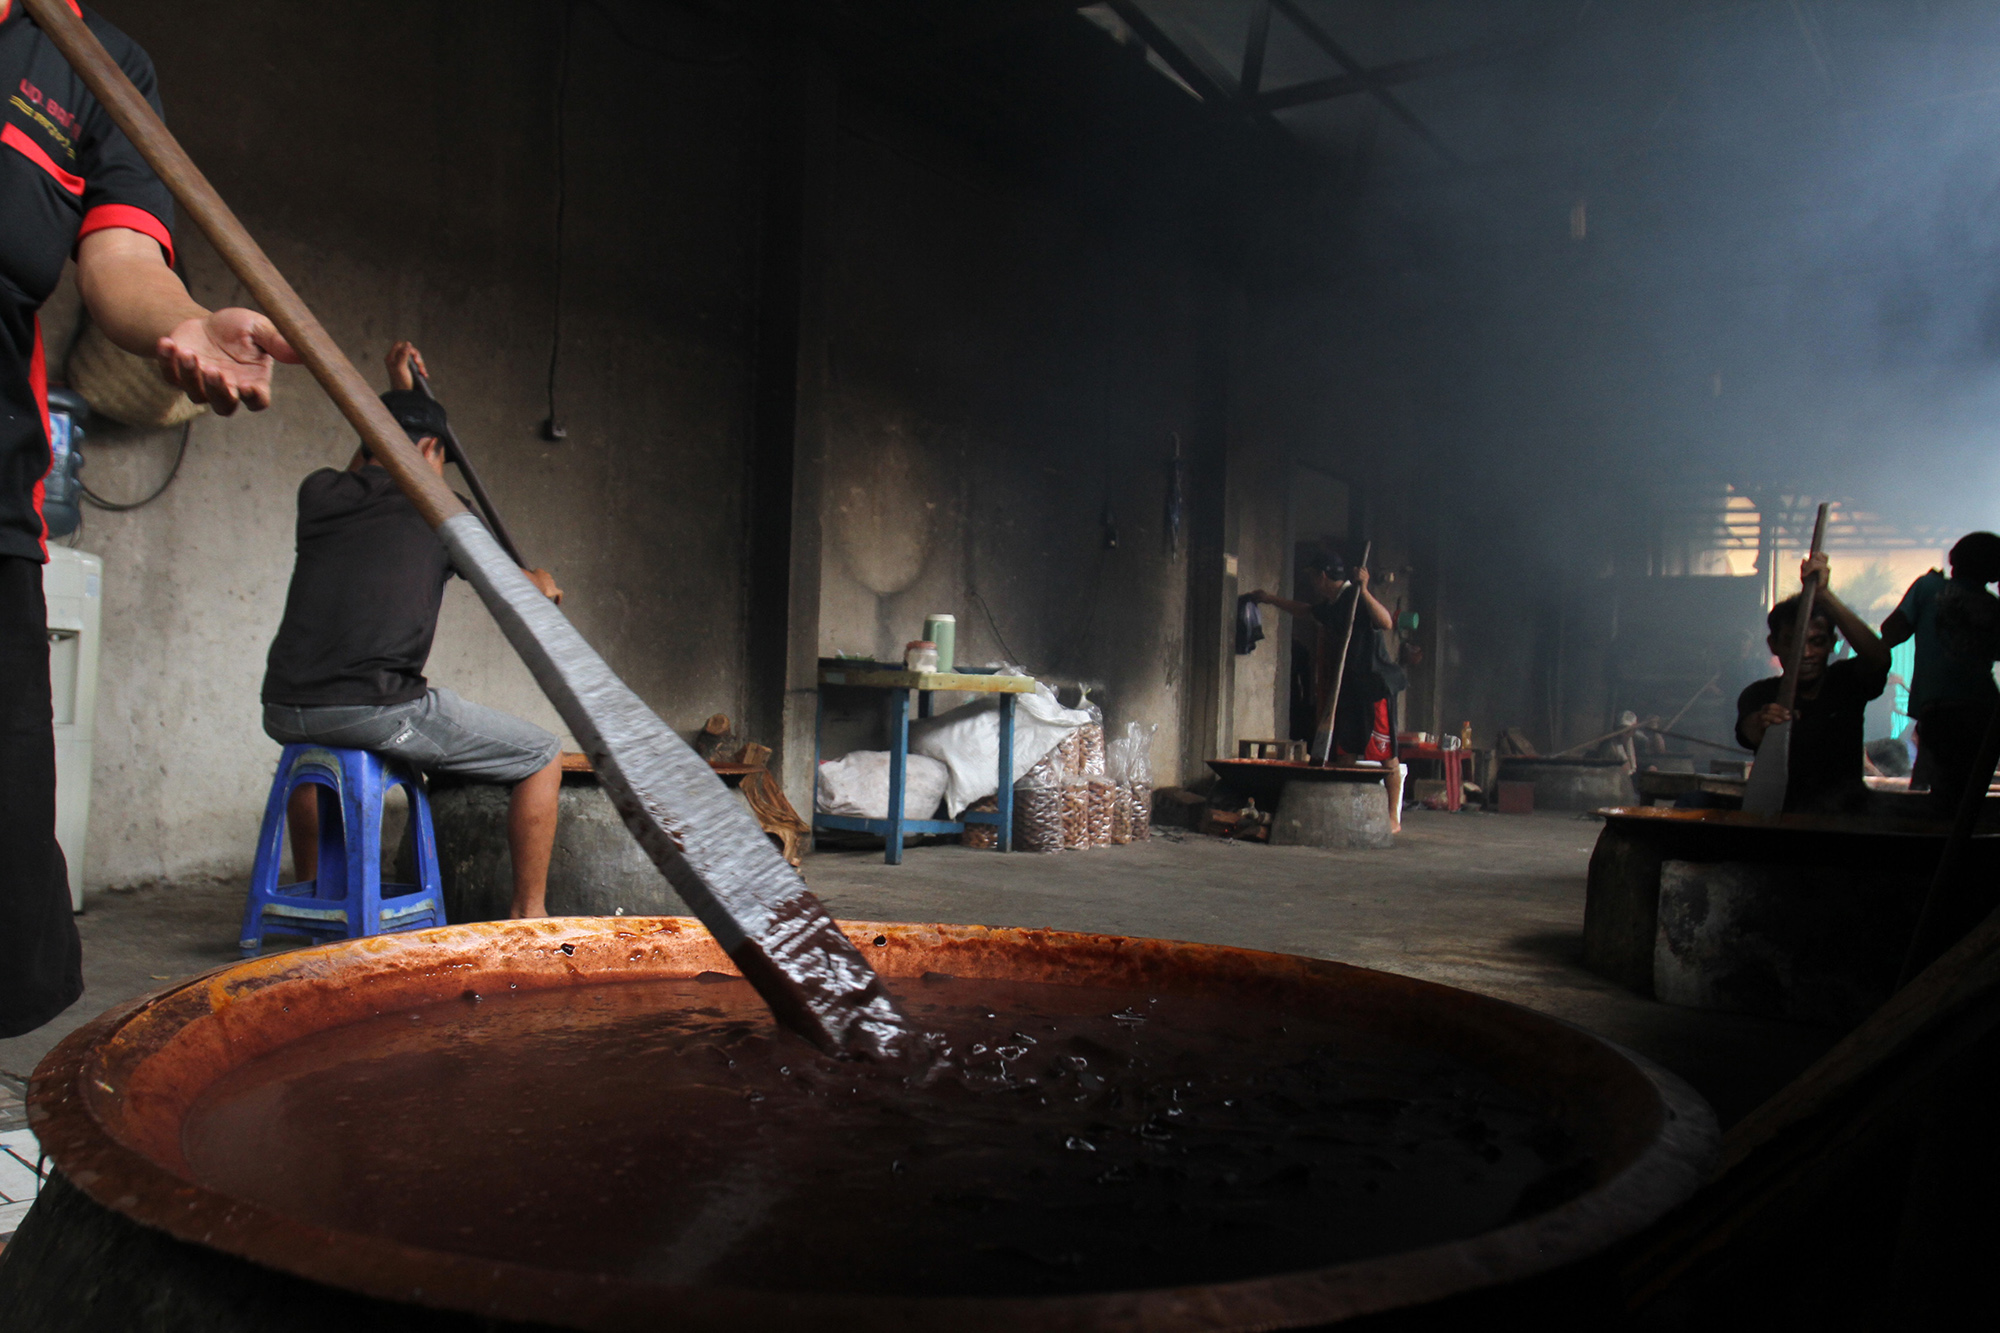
[1741,501,1831,817]
[24,0,913,1059]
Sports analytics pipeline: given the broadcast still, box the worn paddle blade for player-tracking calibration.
[1741,721,1790,816]
[440,515,916,1059]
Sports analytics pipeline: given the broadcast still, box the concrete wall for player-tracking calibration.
[812,107,1210,778]
[65,0,762,887]
[54,2,1274,888]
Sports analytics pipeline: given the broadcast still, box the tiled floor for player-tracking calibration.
[0,1071,23,1133]
[0,1073,39,1243]
[0,1131,42,1243]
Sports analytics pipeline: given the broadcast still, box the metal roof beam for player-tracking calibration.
[1257,34,1548,113]
[1240,1,1272,97]
[1266,0,1460,165]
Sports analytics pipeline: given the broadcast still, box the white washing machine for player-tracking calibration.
[45,547,102,913]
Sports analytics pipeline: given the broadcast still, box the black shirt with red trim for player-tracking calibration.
[1,1,174,562]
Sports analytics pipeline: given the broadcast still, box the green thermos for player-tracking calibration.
[923,614,956,672]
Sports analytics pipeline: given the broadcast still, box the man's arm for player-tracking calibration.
[1248,590,1315,620]
[1355,566,1394,631]
[385,341,562,605]
[75,229,297,414]
[1806,553,1891,673]
[1740,699,1789,748]
[385,340,427,391]
[1879,571,1933,649]
[524,569,563,603]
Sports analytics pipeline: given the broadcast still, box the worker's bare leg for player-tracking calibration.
[507,757,562,918]
[286,786,319,883]
[1385,762,1404,835]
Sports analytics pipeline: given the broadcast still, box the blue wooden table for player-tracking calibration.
[813,665,1036,864]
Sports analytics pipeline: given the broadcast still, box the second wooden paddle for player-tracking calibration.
[1741,502,1830,817]
[1315,540,1374,766]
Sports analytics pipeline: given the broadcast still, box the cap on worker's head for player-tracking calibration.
[1299,544,1347,579]
[379,389,448,443]
[1949,531,2000,583]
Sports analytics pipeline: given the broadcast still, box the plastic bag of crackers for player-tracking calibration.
[1077,688,1106,775]
[1107,742,1135,843]
[961,795,1000,851]
[1012,751,1068,853]
[1108,721,1156,841]
[1061,774,1092,849]
[1085,777,1116,847]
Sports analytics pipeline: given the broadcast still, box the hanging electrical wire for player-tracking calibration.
[542,0,574,441]
[967,586,1024,668]
[80,415,193,512]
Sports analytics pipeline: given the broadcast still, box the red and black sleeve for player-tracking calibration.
[71,14,174,263]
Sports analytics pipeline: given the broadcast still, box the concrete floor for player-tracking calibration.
[0,809,1838,1128]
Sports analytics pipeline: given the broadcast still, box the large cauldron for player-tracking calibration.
[1,920,1716,1330]
[1584,806,2000,1024]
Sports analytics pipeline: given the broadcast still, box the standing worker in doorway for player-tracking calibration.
[1249,547,1403,823]
[262,343,567,918]
[2,2,298,1038]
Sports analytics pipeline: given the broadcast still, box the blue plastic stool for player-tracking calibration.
[240,744,446,957]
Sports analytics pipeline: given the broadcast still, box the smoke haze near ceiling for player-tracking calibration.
[1193,0,2000,558]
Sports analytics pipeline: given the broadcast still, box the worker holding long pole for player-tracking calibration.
[1737,547,1891,817]
[1249,543,1398,764]
[0,1,297,1038]
[261,341,568,920]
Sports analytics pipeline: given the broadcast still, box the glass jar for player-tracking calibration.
[905,640,939,674]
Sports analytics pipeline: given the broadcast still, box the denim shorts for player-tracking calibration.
[264,686,560,785]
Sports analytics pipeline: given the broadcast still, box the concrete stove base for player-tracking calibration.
[1270,779,1395,849]
[1585,807,2000,1027]
[422,780,669,921]
[1496,757,1636,812]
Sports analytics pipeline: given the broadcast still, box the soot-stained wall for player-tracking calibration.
[59,1,1275,888]
[813,106,1211,776]
[67,0,762,887]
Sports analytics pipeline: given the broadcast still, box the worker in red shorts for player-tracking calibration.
[2,1,296,1037]
[1249,547,1404,823]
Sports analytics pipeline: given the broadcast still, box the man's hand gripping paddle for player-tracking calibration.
[402,356,528,570]
[24,0,914,1059]
[1741,502,1831,818]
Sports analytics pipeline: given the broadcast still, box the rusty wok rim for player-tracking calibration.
[1597,804,1976,838]
[28,919,1717,1332]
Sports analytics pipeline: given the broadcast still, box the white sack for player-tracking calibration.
[910,679,1093,817]
[815,750,951,821]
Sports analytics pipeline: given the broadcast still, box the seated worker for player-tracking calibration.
[1251,544,1398,763]
[261,343,566,917]
[1880,532,2000,815]
[1736,552,1891,815]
